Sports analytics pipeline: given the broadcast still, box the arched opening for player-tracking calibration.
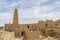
[21,31,25,36]
[27,26,29,29]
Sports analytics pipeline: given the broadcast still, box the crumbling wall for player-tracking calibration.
[0,30,15,40]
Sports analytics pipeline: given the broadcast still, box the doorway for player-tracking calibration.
[21,31,25,36]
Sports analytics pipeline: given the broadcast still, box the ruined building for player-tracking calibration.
[4,9,60,40]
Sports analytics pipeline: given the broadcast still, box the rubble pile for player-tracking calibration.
[0,30,59,40]
[0,30,15,40]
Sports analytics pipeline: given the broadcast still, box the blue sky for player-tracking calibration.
[0,0,60,26]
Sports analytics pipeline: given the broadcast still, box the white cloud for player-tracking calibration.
[7,1,21,9]
[0,12,13,26]
[0,0,60,26]
[40,0,49,3]
[31,0,49,6]
[19,6,57,24]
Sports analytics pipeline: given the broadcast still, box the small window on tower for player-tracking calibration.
[55,24,58,26]
[59,22,60,23]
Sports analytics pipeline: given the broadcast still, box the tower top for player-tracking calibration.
[15,9,17,11]
[13,9,18,26]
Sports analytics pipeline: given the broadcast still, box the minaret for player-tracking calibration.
[13,9,18,26]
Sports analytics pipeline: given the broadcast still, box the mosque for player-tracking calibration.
[4,9,60,40]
